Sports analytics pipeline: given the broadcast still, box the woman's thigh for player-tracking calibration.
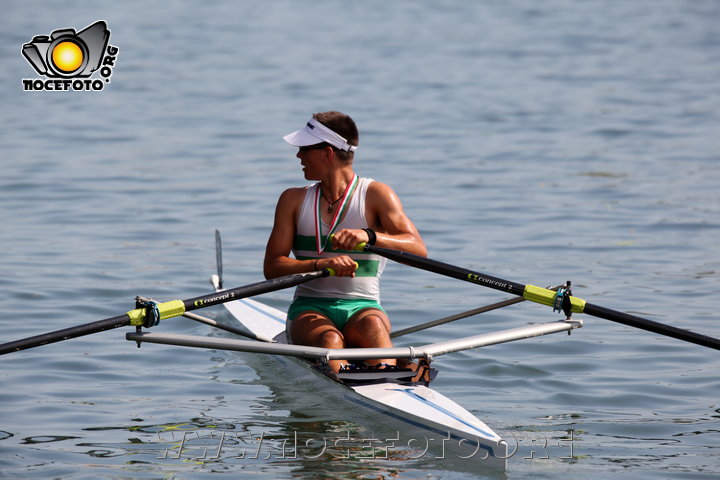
[289,310,344,347]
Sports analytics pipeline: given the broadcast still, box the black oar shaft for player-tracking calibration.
[0,314,131,355]
[366,245,526,296]
[181,272,325,312]
[0,270,328,356]
[365,245,720,352]
[583,302,720,350]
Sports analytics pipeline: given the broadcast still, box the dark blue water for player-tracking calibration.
[1,1,719,478]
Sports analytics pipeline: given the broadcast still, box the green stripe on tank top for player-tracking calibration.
[295,256,380,277]
[293,234,375,255]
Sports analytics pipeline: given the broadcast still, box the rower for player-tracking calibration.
[263,111,427,373]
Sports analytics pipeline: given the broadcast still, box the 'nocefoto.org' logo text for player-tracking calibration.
[21,20,119,92]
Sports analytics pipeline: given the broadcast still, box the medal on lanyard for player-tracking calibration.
[314,174,359,255]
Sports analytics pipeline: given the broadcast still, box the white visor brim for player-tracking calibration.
[282,118,357,152]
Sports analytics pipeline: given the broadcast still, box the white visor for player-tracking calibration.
[283,118,358,152]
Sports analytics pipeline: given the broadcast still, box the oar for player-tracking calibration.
[361,244,720,351]
[0,270,329,356]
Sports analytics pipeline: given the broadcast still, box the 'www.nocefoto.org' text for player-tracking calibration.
[154,429,577,462]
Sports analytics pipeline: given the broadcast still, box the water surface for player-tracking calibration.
[1,1,719,478]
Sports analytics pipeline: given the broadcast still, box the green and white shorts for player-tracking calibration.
[286,296,385,334]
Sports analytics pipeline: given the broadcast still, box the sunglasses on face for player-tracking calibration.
[298,143,333,153]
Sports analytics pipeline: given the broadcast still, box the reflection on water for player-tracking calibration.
[13,412,716,478]
[57,417,496,479]
[21,435,81,445]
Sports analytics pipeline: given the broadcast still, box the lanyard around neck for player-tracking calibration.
[314,174,359,255]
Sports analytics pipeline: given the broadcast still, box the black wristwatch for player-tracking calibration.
[362,228,377,245]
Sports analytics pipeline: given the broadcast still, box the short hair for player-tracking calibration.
[313,111,358,162]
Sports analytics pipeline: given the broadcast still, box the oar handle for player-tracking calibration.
[328,234,366,252]
[322,263,358,277]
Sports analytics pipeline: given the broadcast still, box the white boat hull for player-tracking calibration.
[212,279,507,470]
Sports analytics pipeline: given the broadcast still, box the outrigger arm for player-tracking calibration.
[126,318,582,360]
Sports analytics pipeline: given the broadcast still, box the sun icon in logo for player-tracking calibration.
[51,41,85,73]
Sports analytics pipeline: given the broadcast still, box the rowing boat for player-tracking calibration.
[198,233,585,470]
[96,235,580,469]
[211,275,511,468]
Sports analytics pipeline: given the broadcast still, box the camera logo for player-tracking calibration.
[22,21,119,91]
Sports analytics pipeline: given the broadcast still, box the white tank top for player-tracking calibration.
[292,177,387,301]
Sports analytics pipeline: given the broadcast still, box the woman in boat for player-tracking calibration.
[263,111,427,373]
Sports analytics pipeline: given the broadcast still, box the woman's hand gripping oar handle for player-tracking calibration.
[319,263,359,277]
[320,234,361,276]
[328,233,366,252]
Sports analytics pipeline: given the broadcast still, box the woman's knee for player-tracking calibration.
[317,328,344,348]
[344,311,392,346]
[355,312,391,333]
